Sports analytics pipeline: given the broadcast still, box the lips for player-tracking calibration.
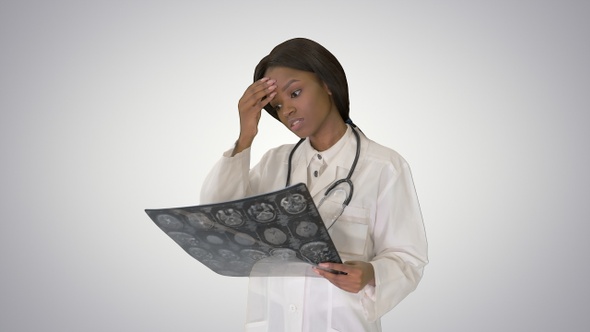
[289,118,304,130]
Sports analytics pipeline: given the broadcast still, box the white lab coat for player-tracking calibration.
[200,126,428,332]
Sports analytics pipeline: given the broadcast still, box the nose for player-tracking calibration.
[279,102,295,118]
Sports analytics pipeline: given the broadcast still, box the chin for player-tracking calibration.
[285,125,306,138]
[291,131,306,139]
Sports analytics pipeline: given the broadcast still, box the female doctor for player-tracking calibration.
[200,38,428,332]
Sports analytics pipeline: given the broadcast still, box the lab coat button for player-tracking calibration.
[289,304,297,312]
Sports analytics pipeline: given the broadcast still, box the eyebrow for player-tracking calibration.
[281,79,300,92]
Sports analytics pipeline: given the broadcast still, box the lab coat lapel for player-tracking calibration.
[288,129,364,199]
[287,141,345,199]
[289,146,308,188]
[308,163,341,198]
[309,128,367,199]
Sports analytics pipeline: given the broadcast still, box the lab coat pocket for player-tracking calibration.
[244,321,267,332]
[326,203,369,257]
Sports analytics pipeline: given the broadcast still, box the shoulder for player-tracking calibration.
[360,132,410,171]
[262,143,297,157]
[257,142,299,165]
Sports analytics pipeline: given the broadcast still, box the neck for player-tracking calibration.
[309,121,348,151]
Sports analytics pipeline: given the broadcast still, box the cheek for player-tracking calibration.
[306,91,332,115]
[277,113,289,127]
[300,93,321,113]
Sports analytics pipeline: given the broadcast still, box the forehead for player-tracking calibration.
[264,66,318,84]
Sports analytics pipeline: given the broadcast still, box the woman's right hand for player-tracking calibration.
[232,78,277,156]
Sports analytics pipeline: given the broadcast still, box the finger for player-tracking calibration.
[244,92,275,114]
[313,267,340,282]
[247,78,276,96]
[241,80,277,109]
[314,267,356,292]
[259,91,276,106]
[250,80,277,105]
[319,262,347,273]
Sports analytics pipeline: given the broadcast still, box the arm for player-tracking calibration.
[199,78,277,204]
[199,146,252,204]
[314,160,428,320]
[233,77,277,156]
[364,162,428,320]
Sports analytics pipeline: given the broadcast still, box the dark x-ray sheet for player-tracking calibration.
[145,183,342,277]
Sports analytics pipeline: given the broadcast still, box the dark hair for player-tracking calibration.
[254,38,350,122]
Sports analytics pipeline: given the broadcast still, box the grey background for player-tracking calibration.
[1,1,588,331]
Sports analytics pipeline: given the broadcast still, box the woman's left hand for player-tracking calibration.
[313,261,375,293]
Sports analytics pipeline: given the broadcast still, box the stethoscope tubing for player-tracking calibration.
[285,125,361,207]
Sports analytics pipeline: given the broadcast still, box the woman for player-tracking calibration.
[200,38,428,332]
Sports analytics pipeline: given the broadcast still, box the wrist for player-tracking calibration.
[231,136,254,156]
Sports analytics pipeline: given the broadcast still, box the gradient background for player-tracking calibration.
[1,1,589,331]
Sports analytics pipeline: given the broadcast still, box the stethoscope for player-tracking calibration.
[285,124,361,220]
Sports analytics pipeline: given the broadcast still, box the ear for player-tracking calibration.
[322,82,333,95]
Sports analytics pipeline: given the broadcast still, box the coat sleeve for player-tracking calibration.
[199,144,287,204]
[361,161,428,321]
[199,146,254,204]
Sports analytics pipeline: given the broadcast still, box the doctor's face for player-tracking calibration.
[265,66,342,143]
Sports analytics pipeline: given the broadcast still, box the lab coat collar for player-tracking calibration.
[289,125,360,199]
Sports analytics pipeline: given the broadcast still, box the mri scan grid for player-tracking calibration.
[145,183,342,277]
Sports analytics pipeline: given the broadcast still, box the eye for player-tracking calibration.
[291,89,301,98]
[273,104,282,112]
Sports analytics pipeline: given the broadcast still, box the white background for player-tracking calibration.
[1,1,589,331]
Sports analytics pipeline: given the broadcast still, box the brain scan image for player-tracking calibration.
[218,248,240,261]
[186,212,215,230]
[241,249,268,262]
[280,194,306,214]
[270,248,298,261]
[188,247,213,260]
[215,208,244,226]
[295,221,319,237]
[168,231,199,246]
[263,227,287,245]
[206,234,224,245]
[300,241,332,264]
[156,214,184,230]
[248,202,276,222]
[234,232,257,246]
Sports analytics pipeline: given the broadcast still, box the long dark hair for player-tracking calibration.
[254,38,350,122]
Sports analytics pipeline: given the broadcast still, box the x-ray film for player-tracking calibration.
[145,183,342,277]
